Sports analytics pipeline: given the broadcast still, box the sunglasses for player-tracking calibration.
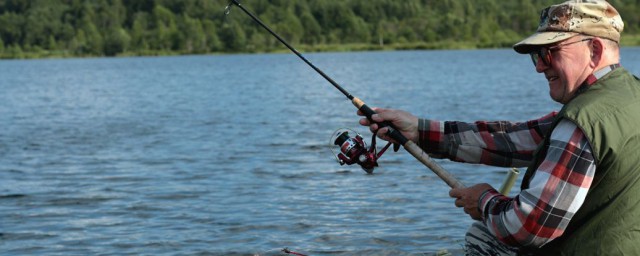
[530,38,593,67]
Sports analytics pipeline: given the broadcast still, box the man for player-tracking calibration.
[359,0,640,255]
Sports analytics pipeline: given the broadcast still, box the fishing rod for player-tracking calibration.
[225,0,464,189]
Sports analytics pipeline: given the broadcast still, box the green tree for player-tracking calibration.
[202,19,222,52]
[179,13,206,53]
[220,20,246,52]
[81,18,104,55]
[95,0,126,30]
[47,35,57,50]
[0,0,30,13]
[274,10,303,45]
[344,15,371,43]
[0,37,5,56]
[130,12,150,52]
[7,44,24,58]
[22,1,66,48]
[0,12,24,47]
[104,27,130,56]
[299,11,321,45]
[152,5,179,50]
[69,29,86,55]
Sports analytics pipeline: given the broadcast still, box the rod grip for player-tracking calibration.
[352,97,465,189]
[353,98,407,145]
[404,141,465,189]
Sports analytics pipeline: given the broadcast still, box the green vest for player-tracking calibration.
[520,68,640,255]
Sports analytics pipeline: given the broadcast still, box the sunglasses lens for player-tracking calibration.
[540,49,549,66]
[530,52,540,66]
[530,49,550,67]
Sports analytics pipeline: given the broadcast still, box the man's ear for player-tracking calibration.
[589,38,605,67]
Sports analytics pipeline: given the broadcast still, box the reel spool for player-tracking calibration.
[329,128,392,174]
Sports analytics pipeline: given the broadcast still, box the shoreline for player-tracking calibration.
[3,34,640,60]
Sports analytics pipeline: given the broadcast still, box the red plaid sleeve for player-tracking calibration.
[418,112,557,167]
[479,120,596,247]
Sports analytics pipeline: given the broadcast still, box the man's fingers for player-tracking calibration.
[455,198,464,208]
[449,188,461,198]
[376,126,389,135]
[357,108,384,117]
[359,117,382,129]
[370,113,382,122]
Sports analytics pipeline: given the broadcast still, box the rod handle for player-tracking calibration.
[353,97,407,145]
[352,97,465,189]
[404,141,465,189]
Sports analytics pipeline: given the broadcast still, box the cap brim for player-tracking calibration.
[513,31,579,54]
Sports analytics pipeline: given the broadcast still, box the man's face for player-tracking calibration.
[532,37,593,104]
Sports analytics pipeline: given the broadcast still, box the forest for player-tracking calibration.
[1,0,639,59]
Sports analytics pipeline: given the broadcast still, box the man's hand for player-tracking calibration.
[449,183,494,221]
[357,107,419,144]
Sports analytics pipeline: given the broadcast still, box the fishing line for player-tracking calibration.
[224,0,464,189]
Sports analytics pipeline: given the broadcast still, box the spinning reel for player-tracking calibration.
[330,128,393,174]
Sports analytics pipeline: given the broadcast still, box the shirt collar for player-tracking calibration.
[576,63,621,96]
[584,63,621,86]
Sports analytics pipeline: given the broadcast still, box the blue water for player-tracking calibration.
[2,48,640,255]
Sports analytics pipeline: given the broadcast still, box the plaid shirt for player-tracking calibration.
[418,113,596,247]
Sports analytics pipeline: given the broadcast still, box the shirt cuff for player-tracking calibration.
[479,188,501,222]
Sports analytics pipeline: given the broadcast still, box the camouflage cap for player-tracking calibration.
[513,0,624,54]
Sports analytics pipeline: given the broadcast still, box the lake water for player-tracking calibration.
[2,48,640,255]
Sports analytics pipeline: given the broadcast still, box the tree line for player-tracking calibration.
[1,0,639,59]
